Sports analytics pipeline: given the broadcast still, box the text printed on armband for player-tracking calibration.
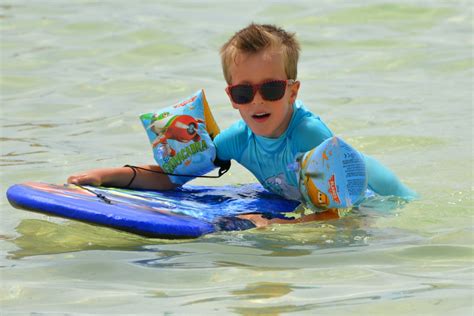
[162,140,209,174]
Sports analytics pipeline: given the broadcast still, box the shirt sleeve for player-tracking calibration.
[363,154,418,199]
[291,115,334,152]
[213,120,248,162]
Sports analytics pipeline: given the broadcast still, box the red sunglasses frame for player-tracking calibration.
[226,79,296,104]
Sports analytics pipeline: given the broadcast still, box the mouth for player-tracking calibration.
[252,112,271,122]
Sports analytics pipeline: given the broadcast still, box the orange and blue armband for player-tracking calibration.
[297,137,367,212]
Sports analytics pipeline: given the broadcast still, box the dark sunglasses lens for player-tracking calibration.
[260,81,286,101]
[230,85,254,104]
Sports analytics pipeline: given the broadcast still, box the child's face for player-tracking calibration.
[226,48,300,138]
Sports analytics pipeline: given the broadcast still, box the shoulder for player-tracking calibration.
[289,101,334,151]
[214,120,250,160]
[215,120,249,143]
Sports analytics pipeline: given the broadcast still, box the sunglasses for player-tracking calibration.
[226,79,296,105]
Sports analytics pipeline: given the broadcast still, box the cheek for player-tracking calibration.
[279,101,293,118]
[239,107,250,118]
[235,106,244,116]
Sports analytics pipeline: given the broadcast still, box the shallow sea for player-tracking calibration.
[1,1,472,315]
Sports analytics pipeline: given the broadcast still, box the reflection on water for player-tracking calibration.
[232,304,317,316]
[184,282,297,314]
[9,219,184,259]
[231,282,293,300]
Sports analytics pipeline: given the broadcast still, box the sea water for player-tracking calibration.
[1,1,472,315]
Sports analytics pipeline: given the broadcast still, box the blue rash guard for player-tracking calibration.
[214,100,416,201]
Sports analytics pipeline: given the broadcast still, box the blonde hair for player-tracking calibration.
[220,23,300,84]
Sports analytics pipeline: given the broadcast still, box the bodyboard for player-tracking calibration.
[6,182,300,239]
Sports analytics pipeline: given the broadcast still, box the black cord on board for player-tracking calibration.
[74,184,112,204]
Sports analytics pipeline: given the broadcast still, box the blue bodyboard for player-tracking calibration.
[6,182,300,239]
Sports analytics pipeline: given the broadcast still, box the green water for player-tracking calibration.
[1,1,472,315]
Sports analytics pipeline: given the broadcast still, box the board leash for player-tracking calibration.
[74,184,112,204]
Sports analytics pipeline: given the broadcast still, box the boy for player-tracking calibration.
[68,24,415,226]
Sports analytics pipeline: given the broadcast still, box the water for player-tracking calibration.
[1,0,472,314]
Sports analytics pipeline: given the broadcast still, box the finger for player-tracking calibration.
[67,176,78,184]
[67,175,94,185]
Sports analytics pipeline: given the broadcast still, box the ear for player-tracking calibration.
[289,81,300,105]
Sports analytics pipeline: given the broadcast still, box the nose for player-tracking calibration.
[251,89,265,105]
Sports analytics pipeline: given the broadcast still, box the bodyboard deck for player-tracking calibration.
[7,182,300,238]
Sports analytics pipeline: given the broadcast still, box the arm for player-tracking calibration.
[238,209,340,228]
[363,154,418,199]
[67,165,177,190]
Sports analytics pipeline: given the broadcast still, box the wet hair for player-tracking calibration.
[220,23,300,84]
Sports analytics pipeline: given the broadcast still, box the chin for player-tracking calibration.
[254,129,277,138]
[247,122,280,138]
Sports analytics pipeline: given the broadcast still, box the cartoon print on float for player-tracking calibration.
[303,175,330,209]
[264,173,301,200]
[140,90,219,185]
[299,147,331,209]
[147,112,205,160]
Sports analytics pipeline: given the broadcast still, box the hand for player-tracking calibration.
[238,209,341,227]
[237,214,275,228]
[67,172,102,186]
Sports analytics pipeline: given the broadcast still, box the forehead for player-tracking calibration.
[229,48,286,83]
[233,47,284,65]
